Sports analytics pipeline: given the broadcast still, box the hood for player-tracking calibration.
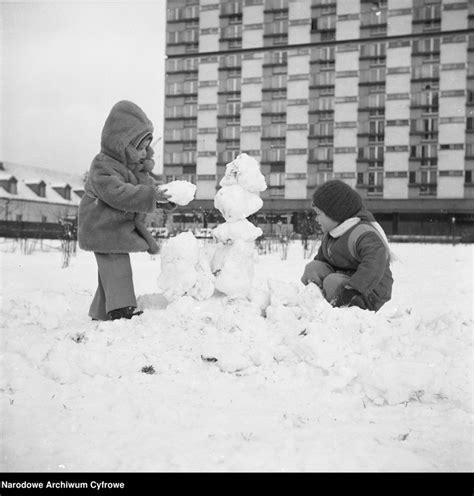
[100,100,154,165]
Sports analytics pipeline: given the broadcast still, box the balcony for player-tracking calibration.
[220,2,242,17]
[263,0,288,14]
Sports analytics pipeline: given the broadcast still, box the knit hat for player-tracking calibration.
[312,180,363,223]
[132,131,152,149]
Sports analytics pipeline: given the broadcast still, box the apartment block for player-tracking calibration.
[164,0,474,236]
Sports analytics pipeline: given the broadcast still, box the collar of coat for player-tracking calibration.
[330,217,360,238]
[329,217,397,262]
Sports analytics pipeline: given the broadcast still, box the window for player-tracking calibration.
[413,4,441,22]
[362,10,387,27]
[225,102,241,115]
[367,93,385,108]
[411,117,438,138]
[466,170,473,184]
[268,172,285,187]
[414,37,440,54]
[262,148,285,162]
[310,122,333,136]
[360,67,385,83]
[221,25,242,40]
[9,180,17,195]
[224,78,241,93]
[267,74,287,89]
[219,126,240,140]
[412,64,440,80]
[263,99,286,114]
[266,20,288,35]
[262,123,286,138]
[369,120,384,139]
[360,42,386,58]
[222,54,242,68]
[311,72,334,87]
[265,51,287,65]
[42,215,47,223]
[311,15,335,32]
[311,97,334,112]
[315,171,333,185]
[183,105,197,118]
[309,147,333,161]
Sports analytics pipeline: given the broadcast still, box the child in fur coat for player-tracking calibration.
[301,180,393,312]
[78,100,175,321]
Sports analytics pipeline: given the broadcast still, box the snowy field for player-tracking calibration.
[0,239,473,472]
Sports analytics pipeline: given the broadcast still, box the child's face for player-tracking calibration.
[136,138,151,161]
[313,206,339,233]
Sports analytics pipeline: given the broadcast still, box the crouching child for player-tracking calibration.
[78,100,176,321]
[301,180,393,312]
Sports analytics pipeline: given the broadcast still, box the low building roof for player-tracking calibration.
[0,162,84,205]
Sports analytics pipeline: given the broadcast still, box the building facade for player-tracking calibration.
[163,0,474,236]
[0,162,84,223]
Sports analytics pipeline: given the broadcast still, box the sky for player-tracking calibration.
[0,0,167,176]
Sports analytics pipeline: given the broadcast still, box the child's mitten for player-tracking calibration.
[301,260,322,286]
[331,286,367,310]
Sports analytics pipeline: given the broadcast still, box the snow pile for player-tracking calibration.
[212,153,266,298]
[157,231,214,301]
[160,180,196,206]
[0,242,472,472]
[262,281,472,410]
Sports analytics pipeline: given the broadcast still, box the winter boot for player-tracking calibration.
[108,306,144,321]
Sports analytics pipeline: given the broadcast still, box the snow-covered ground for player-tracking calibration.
[0,239,472,472]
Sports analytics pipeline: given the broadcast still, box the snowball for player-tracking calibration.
[220,153,267,193]
[214,184,263,221]
[160,180,196,206]
[212,219,263,243]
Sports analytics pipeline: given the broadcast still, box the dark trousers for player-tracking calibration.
[89,253,137,320]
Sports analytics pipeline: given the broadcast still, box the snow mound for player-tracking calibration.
[214,185,263,221]
[212,219,262,243]
[211,240,257,299]
[219,153,267,193]
[160,180,196,206]
[157,231,215,301]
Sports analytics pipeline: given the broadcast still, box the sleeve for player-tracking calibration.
[92,167,156,214]
[348,232,389,296]
[313,235,328,263]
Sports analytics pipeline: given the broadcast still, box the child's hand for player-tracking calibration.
[155,185,172,203]
[301,261,321,286]
[331,286,367,309]
[158,201,177,211]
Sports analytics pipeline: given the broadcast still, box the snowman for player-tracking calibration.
[211,153,267,298]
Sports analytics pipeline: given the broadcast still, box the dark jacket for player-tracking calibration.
[78,101,160,254]
[314,210,393,311]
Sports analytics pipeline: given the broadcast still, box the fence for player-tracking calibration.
[0,220,68,239]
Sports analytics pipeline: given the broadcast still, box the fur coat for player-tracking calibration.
[78,100,160,254]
